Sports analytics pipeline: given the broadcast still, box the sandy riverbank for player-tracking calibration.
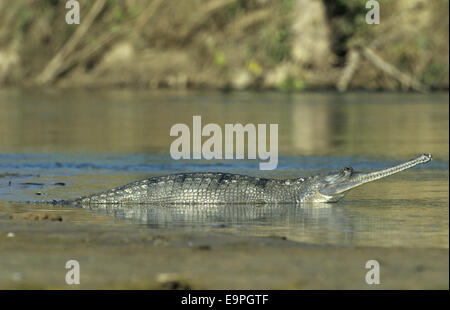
[0,203,447,289]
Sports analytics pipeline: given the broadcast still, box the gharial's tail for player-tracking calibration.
[24,199,75,206]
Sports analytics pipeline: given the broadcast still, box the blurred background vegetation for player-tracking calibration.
[0,0,448,91]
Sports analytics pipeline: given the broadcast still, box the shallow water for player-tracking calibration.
[0,90,448,249]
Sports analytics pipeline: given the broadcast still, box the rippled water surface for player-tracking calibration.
[0,90,448,249]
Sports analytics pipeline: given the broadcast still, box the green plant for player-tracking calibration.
[278,75,305,92]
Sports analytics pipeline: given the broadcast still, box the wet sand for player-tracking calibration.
[0,204,447,290]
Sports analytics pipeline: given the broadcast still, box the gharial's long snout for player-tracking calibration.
[320,154,432,196]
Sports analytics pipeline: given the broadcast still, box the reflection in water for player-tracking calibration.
[291,102,339,154]
[80,202,335,227]
[0,91,448,159]
[80,203,358,246]
[79,199,448,249]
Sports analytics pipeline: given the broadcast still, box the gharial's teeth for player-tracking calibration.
[352,154,432,183]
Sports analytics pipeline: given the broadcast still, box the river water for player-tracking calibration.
[0,90,448,249]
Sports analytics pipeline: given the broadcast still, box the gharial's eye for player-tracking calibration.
[343,166,352,173]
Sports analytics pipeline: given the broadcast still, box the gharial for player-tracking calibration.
[62,153,432,205]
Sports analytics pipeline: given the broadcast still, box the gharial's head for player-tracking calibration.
[310,154,432,203]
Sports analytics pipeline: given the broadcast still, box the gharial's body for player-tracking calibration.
[73,154,432,205]
[75,172,325,205]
